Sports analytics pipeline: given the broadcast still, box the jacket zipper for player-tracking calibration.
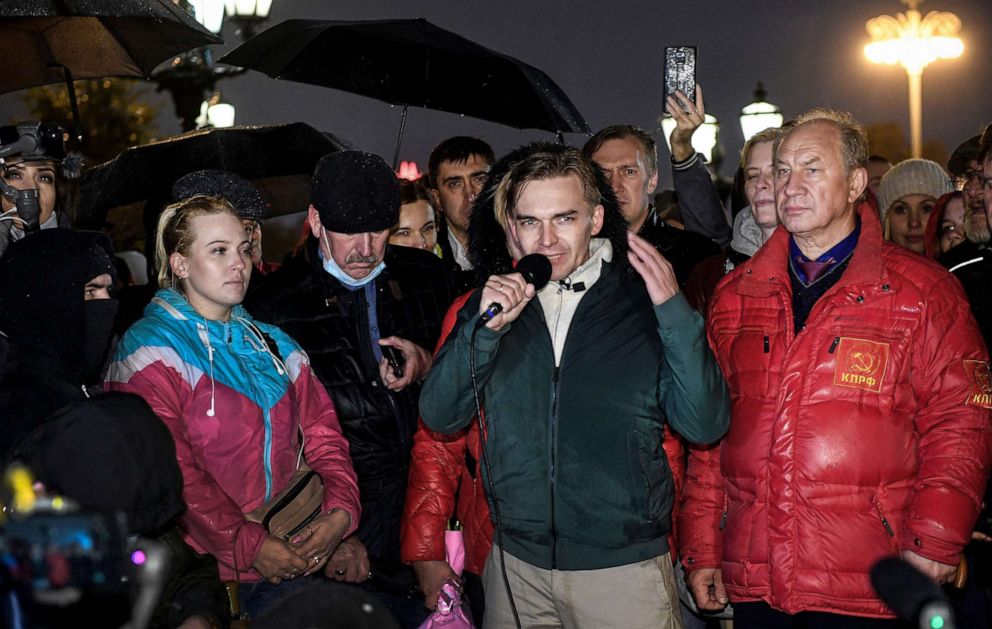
[719,493,729,530]
[550,365,561,569]
[872,495,896,537]
[226,320,273,502]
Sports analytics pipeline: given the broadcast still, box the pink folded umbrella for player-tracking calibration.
[418,528,473,628]
[445,529,465,576]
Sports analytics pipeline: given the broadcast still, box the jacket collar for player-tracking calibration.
[150,288,248,328]
[543,238,613,294]
[731,208,764,257]
[737,200,884,296]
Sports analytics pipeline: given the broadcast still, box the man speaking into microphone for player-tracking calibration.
[420,144,729,629]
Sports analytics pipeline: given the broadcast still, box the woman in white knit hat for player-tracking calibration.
[877,158,955,255]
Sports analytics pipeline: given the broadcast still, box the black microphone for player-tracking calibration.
[871,557,955,629]
[478,253,553,325]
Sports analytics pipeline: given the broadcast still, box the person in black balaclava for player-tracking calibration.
[0,228,119,459]
[0,229,230,628]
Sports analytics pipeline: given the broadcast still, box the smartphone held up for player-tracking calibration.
[663,46,697,114]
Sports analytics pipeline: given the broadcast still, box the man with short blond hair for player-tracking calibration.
[422,143,728,628]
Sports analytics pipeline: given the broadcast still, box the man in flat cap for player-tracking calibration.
[246,150,454,627]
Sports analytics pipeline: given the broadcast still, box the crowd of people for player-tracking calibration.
[0,84,991,629]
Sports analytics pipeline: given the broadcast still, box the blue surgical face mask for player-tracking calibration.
[319,226,385,289]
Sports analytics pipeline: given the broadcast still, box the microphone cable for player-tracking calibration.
[469,322,522,629]
[464,254,548,629]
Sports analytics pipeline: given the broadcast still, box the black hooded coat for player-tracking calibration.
[0,229,117,458]
[0,230,229,628]
[16,394,230,628]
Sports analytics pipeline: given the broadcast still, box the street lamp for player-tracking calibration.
[659,113,721,164]
[154,0,273,131]
[225,0,273,39]
[188,0,226,34]
[739,82,784,143]
[864,0,963,158]
[197,91,236,128]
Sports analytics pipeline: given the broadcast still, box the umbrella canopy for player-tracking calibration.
[0,0,222,93]
[76,122,351,229]
[220,18,591,135]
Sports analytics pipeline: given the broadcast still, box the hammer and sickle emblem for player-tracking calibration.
[976,363,992,393]
[849,349,876,374]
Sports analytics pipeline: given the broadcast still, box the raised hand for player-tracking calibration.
[627,232,679,305]
[666,84,706,162]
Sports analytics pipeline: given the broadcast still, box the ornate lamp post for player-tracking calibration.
[864,0,963,158]
[155,0,273,131]
[225,0,273,40]
[739,82,784,143]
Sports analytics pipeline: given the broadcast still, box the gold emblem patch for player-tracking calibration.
[833,337,889,392]
[963,360,992,408]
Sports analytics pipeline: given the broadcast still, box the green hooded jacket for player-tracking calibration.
[420,258,729,570]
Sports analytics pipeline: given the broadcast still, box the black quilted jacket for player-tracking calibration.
[246,239,454,562]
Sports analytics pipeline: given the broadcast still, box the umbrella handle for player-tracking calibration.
[392,104,409,171]
[49,64,84,145]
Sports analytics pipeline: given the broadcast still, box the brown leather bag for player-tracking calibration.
[245,463,324,540]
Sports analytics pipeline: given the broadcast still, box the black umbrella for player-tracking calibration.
[77,121,351,229]
[220,18,591,166]
[0,0,222,139]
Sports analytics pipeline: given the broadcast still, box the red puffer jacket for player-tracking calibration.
[679,203,992,617]
[402,291,687,575]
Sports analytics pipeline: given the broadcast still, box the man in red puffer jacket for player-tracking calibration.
[680,108,992,627]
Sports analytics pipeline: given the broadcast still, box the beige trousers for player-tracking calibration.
[482,547,683,629]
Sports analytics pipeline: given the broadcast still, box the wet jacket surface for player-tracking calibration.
[401,291,492,576]
[107,288,360,582]
[420,257,729,571]
[245,241,454,564]
[679,204,992,617]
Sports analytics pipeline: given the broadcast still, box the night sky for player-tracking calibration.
[2,0,990,187]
